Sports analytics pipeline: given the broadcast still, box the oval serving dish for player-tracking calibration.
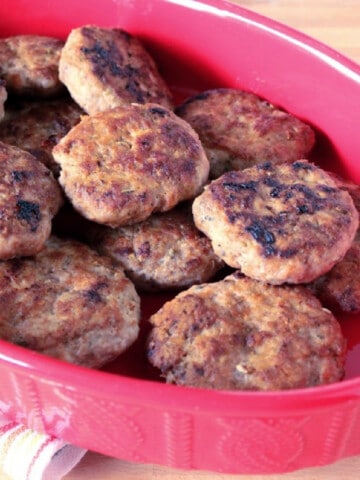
[1,0,360,474]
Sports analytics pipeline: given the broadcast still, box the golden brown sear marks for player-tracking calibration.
[176,88,315,178]
[0,35,64,97]
[147,272,346,390]
[0,142,63,259]
[86,204,224,291]
[0,80,6,120]
[0,96,84,175]
[59,25,173,114]
[53,103,209,227]
[192,161,359,284]
[0,236,140,367]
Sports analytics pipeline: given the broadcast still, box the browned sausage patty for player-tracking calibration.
[0,142,63,259]
[147,272,346,390]
[0,35,64,97]
[311,239,360,314]
[0,236,140,367]
[176,88,315,178]
[59,25,173,114]
[310,177,360,313]
[192,161,359,284]
[86,204,224,291]
[0,96,84,175]
[53,103,209,227]
[328,173,360,212]
[0,80,6,120]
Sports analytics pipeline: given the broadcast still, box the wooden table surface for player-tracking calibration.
[65,2,360,478]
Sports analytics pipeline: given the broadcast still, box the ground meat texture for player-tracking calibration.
[0,142,63,259]
[310,239,360,314]
[59,25,173,115]
[0,236,140,367]
[0,35,64,97]
[327,172,360,212]
[53,103,209,227]
[85,204,224,291]
[0,97,84,175]
[147,272,346,390]
[0,80,6,120]
[192,161,359,284]
[176,88,315,179]
[309,175,360,314]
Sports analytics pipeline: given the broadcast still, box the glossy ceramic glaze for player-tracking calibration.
[1,0,360,474]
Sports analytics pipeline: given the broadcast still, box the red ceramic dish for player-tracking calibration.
[1,0,360,474]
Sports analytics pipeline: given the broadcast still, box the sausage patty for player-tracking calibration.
[53,103,209,227]
[192,161,358,284]
[311,239,360,314]
[0,96,84,175]
[176,88,315,178]
[147,272,346,390]
[310,176,360,313]
[59,25,173,114]
[0,35,64,97]
[0,236,140,367]
[0,141,63,259]
[86,204,224,291]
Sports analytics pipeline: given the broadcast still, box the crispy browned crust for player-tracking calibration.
[0,142,63,259]
[0,80,6,120]
[176,88,315,178]
[147,272,346,390]
[192,161,359,284]
[86,204,224,291]
[0,35,64,97]
[0,97,84,175]
[0,236,140,367]
[59,25,173,114]
[53,103,209,227]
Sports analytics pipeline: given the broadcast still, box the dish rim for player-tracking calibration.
[0,0,360,416]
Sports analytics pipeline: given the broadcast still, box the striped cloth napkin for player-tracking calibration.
[0,418,86,480]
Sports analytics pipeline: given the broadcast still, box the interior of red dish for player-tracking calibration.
[0,0,360,391]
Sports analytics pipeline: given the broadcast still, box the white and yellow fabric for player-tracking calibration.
[0,418,86,480]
